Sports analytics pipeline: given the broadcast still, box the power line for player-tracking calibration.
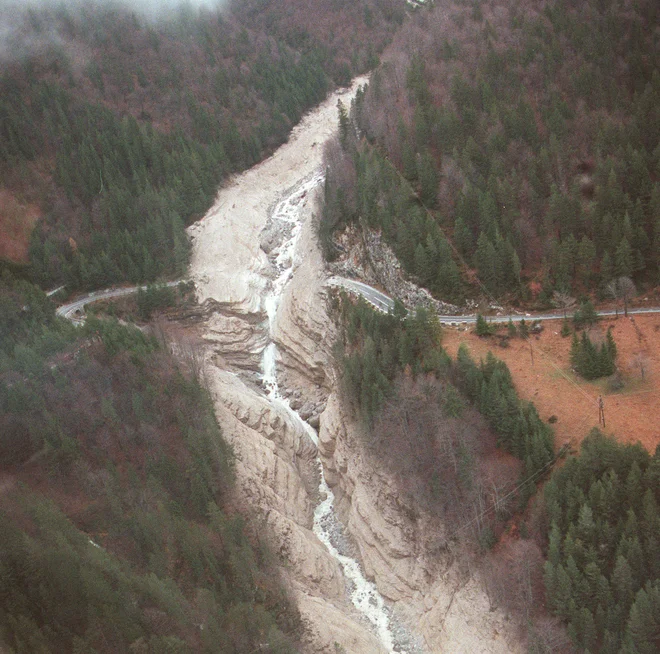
[451,443,570,538]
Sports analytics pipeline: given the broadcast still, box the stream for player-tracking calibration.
[260,172,407,653]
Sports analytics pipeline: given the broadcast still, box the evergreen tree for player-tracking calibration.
[475,314,493,337]
[507,318,517,338]
[417,149,439,206]
[474,232,498,294]
[454,215,474,257]
[615,237,634,278]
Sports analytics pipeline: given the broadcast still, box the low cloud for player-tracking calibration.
[0,0,228,63]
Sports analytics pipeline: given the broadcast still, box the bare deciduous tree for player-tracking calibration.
[481,540,545,622]
[552,290,576,319]
[527,616,574,654]
[631,352,650,382]
[606,276,636,317]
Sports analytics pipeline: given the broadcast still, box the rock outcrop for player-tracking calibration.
[268,193,523,651]
[273,189,337,394]
[206,367,387,654]
[188,68,524,652]
[188,77,390,652]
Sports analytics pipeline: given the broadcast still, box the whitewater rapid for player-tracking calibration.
[260,172,405,654]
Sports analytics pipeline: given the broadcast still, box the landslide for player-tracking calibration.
[188,76,392,653]
[267,180,528,650]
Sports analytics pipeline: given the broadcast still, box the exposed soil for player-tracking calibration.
[443,314,660,454]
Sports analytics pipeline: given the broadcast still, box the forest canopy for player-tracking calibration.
[321,0,660,306]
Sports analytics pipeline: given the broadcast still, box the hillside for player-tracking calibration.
[321,0,660,306]
[0,273,300,653]
[3,0,660,652]
[317,1,660,651]
[0,0,403,289]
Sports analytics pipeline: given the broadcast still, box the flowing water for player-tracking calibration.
[260,171,407,654]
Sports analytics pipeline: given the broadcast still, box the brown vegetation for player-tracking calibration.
[443,315,660,453]
[0,190,40,263]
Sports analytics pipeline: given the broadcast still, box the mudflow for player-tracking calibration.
[188,76,522,653]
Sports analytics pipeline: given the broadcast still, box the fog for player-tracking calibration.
[0,0,225,15]
[0,0,228,61]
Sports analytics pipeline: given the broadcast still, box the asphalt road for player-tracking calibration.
[56,281,182,323]
[58,275,659,327]
[327,277,395,313]
[327,276,659,325]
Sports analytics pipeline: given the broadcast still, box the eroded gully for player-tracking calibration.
[261,171,407,652]
[188,76,413,652]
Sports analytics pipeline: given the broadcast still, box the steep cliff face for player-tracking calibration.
[273,193,337,394]
[189,68,523,651]
[273,188,523,653]
[205,367,388,654]
[317,393,524,653]
[188,77,390,653]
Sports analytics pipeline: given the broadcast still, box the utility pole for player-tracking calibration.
[598,395,605,428]
[529,340,534,366]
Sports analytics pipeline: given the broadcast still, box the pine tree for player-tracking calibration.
[577,236,597,285]
[624,582,660,654]
[612,555,635,607]
[570,331,581,369]
[475,314,492,337]
[414,242,431,285]
[453,215,474,257]
[507,318,517,338]
[417,149,439,206]
[474,232,498,293]
[553,563,574,620]
[615,237,634,278]
[601,250,614,283]
[580,607,598,652]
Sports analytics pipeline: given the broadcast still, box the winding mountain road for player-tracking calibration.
[56,275,659,327]
[327,277,660,325]
[55,281,182,322]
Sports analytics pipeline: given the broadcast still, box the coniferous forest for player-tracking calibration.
[320,0,660,651]
[321,0,660,306]
[543,432,660,654]
[2,0,660,652]
[1,0,404,289]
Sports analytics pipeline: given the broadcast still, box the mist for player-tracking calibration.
[0,0,225,16]
[0,0,228,62]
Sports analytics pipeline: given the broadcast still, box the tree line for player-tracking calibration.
[452,345,555,485]
[338,295,448,421]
